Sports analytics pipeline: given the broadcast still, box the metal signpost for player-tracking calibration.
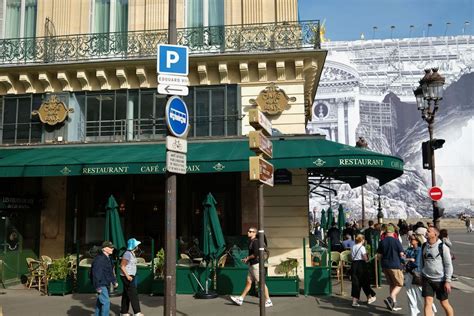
[248,108,273,316]
[161,2,190,314]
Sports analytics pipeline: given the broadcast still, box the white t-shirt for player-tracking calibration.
[120,250,137,276]
[351,244,367,261]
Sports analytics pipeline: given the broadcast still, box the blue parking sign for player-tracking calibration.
[165,96,190,138]
[157,44,189,76]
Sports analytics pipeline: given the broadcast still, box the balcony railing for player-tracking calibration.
[0,20,320,66]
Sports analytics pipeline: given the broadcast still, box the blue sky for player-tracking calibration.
[298,0,472,41]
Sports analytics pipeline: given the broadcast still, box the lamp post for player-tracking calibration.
[413,68,445,229]
[376,187,383,224]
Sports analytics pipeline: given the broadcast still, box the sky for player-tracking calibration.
[298,0,473,41]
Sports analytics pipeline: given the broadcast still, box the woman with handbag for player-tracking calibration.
[404,235,437,316]
[350,234,376,307]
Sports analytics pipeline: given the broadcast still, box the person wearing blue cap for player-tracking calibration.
[120,238,144,316]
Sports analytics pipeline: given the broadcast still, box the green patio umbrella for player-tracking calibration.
[326,207,334,229]
[104,195,126,254]
[337,204,346,232]
[320,209,327,231]
[196,192,225,299]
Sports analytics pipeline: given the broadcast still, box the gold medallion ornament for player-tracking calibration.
[249,83,296,115]
[32,95,74,126]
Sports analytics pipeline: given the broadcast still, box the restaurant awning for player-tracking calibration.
[0,135,404,186]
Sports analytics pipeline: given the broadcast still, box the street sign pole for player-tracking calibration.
[164,0,177,315]
[258,182,265,316]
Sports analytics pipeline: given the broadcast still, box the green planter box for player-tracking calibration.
[136,265,153,294]
[216,266,248,295]
[304,266,331,295]
[176,265,210,294]
[48,277,73,296]
[266,276,299,296]
[76,266,95,293]
[151,278,164,295]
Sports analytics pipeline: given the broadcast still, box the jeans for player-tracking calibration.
[121,275,141,314]
[95,286,110,316]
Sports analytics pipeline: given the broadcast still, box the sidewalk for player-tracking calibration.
[1,277,471,316]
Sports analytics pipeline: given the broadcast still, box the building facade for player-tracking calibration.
[0,0,327,281]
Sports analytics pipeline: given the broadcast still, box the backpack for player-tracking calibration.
[250,238,270,262]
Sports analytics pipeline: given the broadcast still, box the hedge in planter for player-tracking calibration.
[151,248,165,296]
[267,258,300,296]
[47,257,73,295]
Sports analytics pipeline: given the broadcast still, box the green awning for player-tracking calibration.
[0,136,403,186]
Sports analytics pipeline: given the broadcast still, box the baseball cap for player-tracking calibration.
[102,241,115,249]
[386,225,395,233]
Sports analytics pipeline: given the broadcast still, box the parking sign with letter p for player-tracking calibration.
[157,44,189,76]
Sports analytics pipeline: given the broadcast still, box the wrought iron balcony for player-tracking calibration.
[0,20,320,66]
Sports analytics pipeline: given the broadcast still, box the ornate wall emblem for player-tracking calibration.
[32,95,74,125]
[249,83,296,115]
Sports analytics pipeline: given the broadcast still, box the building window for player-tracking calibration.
[92,0,128,54]
[0,95,42,144]
[185,0,224,48]
[2,0,37,39]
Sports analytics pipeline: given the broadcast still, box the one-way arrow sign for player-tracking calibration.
[158,84,189,96]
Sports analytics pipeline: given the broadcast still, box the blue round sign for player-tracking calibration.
[165,96,189,138]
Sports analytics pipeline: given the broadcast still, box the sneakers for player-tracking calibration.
[230,296,243,306]
[265,299,273,308]
[384,297,394,311]
[352,302,360,307]
[392,303,402,312]
[367,296,376,305]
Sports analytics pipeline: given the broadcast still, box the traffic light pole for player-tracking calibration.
[428,120,440,229]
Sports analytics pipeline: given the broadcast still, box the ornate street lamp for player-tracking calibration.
[413,68,446,229]
[376,187,383,224]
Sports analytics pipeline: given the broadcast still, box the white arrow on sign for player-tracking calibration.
[158,74,189,86]
[158,84,189,96]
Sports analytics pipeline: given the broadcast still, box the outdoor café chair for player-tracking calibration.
[217,254,228,268]
[26,257,45,291]
[330,251,342,280]
[340,250,352,279]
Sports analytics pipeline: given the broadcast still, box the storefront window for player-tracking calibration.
[0,95,42,144]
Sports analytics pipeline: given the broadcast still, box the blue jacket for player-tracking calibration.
[405,246,422,273]
[91,252,116,289]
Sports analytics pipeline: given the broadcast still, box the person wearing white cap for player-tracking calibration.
[120,238,144,316]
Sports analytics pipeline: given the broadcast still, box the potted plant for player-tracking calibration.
[266,258,300,296]
[47,256,73,295]
[151,248,165,295]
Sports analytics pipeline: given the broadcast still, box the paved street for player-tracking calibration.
[1,228,472,316]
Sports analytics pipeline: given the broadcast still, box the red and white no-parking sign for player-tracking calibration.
[428,186,443,201]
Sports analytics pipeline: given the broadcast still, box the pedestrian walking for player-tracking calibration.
[327,222,343,252]
[421,226,454,316]
[404,234,437,316]
[350,234,376,307]
[91,241,118,316]
[230,227,273,308]
[465,216,472,233]
[377,224,405,311]
[363,220,378,246]
[120,238,144,316]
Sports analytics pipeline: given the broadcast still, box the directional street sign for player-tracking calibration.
[249,109,272,136]
[249,156,274,187]
[166,151,187,174]
[158,84,189,96]
[166,135,188,154]
[157,44,189,76]
[428,186,443,201]
[165,96,190,138]
[158,74,189,86]
[249,130,273,159]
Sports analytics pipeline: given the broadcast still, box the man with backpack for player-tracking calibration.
[230,227,273,308]
[421,226,454,316]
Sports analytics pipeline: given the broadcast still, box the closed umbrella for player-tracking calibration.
[320,209,327,231]
[104,195,126,254]
[195,193,225,299]
[326,207,334,229]
[337,204,346,232]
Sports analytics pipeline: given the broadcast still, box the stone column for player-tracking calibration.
[127,99,134,141]
[40,177,67,258]
[337,101,346,144]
